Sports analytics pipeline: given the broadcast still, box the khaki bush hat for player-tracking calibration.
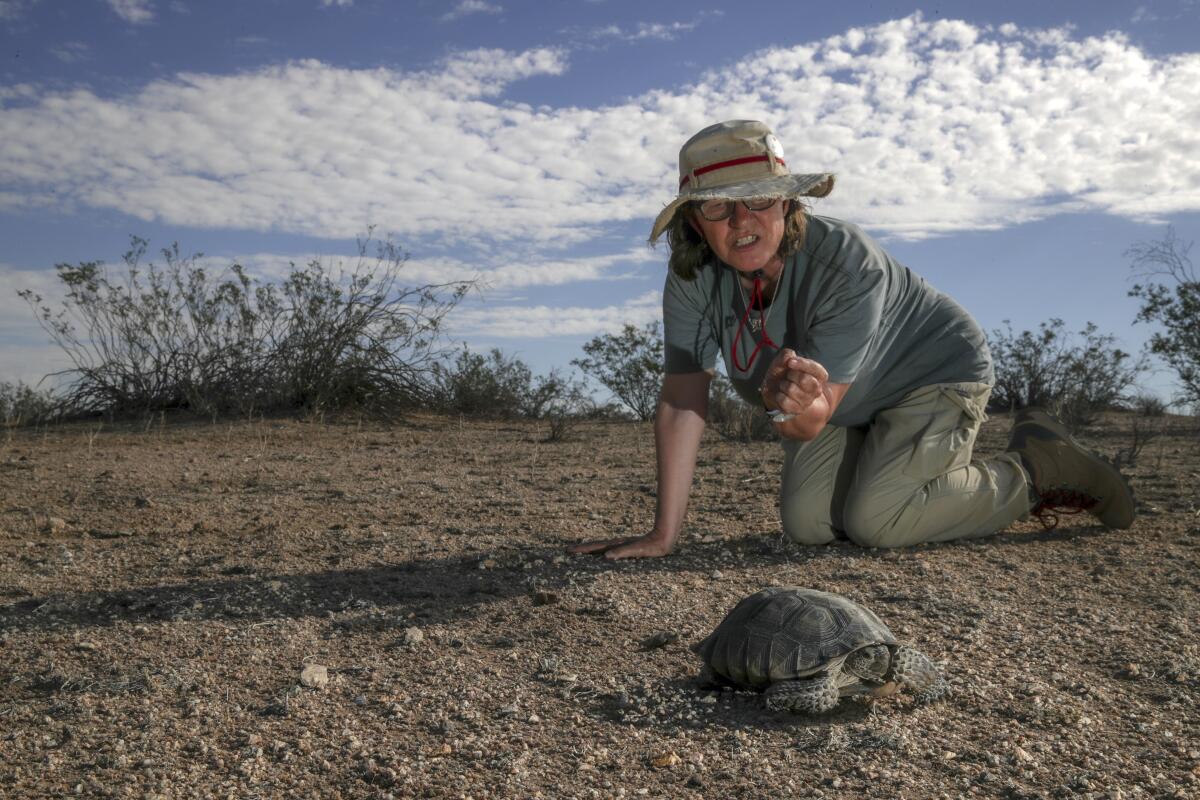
[649,119,835,243]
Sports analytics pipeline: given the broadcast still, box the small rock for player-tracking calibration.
[42,517,68,534]
[651,751,681,768]
[710,570,723,580]
[134,497,153,509]
[1014,746,1034,763]
[300,664,329,689]
[640,631,679,650]
[401,627,424,646]
[479,558,498,570]
[88,529,133,539]
[531,590,559,606]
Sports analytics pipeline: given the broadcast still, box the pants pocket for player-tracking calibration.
[900,385,987,481]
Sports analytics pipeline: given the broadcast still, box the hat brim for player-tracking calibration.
[648,172,835,243]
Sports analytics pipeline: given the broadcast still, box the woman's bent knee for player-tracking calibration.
[779,500,838,546]
[842,505,904,549]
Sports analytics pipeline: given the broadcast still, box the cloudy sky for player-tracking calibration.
[2,0,1198,400]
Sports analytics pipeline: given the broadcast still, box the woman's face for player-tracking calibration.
[690,199,789,276]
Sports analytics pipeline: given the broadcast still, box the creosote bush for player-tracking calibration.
[432,347,586,422]
[572,322,664,422]
[1128,227,1200,407]
[19,235,471,418]
[707,373,776,442]
[0,381,57,426]
[987,318,1147,431]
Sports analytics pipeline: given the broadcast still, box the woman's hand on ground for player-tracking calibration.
[567,531,675,560]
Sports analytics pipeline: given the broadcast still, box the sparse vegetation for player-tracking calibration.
[987,318,1147,430]
[431,346,586,424]
[1128,226,1200,407]
[18,234,472,419]
[0,380,57,426]
[572,322,663,422]
[706,372,776,442]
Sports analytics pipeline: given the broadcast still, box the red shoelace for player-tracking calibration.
[1030,487,1099,529]
[732,274,779,373]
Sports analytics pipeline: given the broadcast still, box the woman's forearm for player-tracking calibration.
[650,377,709,546]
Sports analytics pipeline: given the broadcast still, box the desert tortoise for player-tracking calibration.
[697,586,947,714]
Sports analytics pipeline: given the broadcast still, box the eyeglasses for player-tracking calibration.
[694,197,777,222]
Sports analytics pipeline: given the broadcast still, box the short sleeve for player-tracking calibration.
[662,270,720,374]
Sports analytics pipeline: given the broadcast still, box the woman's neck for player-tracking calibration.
[736,255,784,296]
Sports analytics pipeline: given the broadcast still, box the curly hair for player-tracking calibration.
[662,201,810,281]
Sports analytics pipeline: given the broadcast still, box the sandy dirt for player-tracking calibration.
[1,411,1198,799]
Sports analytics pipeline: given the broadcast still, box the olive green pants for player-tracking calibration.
[779,382,1032,548]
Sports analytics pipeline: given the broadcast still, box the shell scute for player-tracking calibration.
[699,587,896,687]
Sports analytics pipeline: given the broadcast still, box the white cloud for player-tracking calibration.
[441,0,501,23]
[208,244,657,292]
[583,20,700,42]
[49,41,90,63]
[321,0,353,7]
[107,0,153,24]
[450,291,661,338]
[0,0,27,21]
[1,14,1199,250]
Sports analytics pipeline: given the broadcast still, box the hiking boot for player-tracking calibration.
[1007,408,1135,529]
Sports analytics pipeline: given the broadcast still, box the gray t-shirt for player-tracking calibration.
[662,214,993,427]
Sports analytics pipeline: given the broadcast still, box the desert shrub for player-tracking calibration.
[18,234,470,418]
[1128,227,1200,407]
[572,322,663,422]
[0,380,57,426]
[987,318,1146,430]
[707,373,776,442]
[1114,410,1168,471]
[540,381,597,442]
[432,347,588,423]
[1128,392,1169,417]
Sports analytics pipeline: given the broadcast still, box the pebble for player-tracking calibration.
[640,631,679,650]
[300,664,329,689]
[401,627,424,646]
[42,517,68,534]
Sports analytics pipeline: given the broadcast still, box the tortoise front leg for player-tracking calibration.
[890,645,948,703]
[764,673,840,714]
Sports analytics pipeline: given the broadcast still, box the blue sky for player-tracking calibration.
[2,0,1199,402]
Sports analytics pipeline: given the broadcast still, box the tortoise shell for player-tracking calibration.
[698,586,897,687]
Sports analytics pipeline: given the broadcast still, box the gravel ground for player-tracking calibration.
[1,411,1198,799]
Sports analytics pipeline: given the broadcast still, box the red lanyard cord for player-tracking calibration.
[732,275,778,372]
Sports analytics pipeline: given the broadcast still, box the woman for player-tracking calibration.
[571,120,1133,559]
